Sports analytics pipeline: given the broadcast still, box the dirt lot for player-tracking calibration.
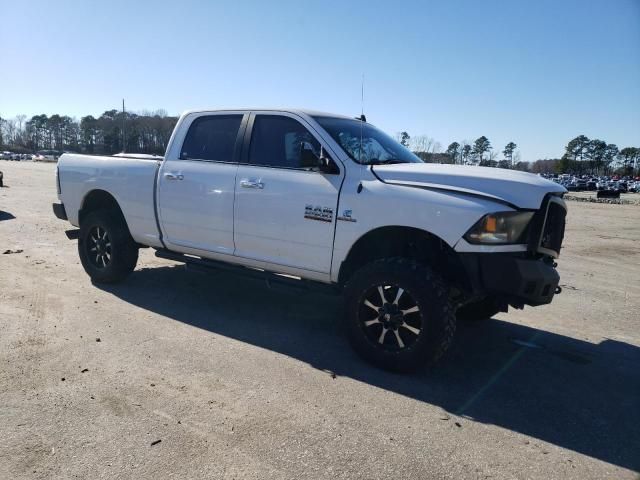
[1,160,639,480]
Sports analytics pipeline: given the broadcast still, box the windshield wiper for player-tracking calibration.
[368,158,405,165]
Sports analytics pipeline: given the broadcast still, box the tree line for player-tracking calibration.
[397,132,527,170]
[526,138,639,176]
[0,110,178,155]
[397,131,639,176]
[555,136,639,176]
[1,111,637,175]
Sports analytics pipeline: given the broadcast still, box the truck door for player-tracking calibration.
[157,113,246,255]
[233,113,343,274]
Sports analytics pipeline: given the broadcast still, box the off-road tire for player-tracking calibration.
[78,209,138,283]
[344,257,456,372]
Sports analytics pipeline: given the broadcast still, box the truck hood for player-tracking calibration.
[372,163,566,209]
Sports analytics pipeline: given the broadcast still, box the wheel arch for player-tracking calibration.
[337,225,471,293]
[79,189,129,232]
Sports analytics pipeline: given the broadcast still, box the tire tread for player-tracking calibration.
[78,209,138,283]
[344,257,456,372]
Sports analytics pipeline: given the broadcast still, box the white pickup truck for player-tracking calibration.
[53,109,567,371]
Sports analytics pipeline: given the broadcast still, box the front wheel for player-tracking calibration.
[78,209,138,283]
[344,258,456,372]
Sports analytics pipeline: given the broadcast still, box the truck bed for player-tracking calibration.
[57,153,163,247]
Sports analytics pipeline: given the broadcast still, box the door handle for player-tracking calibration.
[164,172,184,181]
[240,179,264,189]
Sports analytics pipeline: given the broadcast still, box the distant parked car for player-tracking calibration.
[0,151,13,160]
[33,150,60,162]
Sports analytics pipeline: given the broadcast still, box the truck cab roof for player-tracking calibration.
[180,108,356,121]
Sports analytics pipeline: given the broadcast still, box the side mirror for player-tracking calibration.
[300,142,321,169]
[300,142,339,174]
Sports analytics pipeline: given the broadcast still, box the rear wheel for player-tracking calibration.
[344,258,456,372]
[78,209,138,283]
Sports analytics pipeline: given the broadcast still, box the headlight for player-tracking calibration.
[464,211,534,245]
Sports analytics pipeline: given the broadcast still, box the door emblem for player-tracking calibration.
[304,205,333,222]
[337,209,357,222]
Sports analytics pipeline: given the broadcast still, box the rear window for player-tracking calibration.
[180,115,242,162]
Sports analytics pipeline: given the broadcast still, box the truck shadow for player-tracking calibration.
[0,211,16,221]
[98,264,640,472]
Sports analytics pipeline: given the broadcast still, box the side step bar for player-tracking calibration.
[154,249,340,295]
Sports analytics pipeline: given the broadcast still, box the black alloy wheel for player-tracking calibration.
[344,257,456,372]
[86,226,112,269]
[358,284,423,351]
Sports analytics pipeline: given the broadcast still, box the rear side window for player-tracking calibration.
[180,115,242,162]
[249,115,320,169]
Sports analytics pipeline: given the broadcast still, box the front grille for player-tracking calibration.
[539,199,566,256]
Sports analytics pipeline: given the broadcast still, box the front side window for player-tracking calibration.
[180,115,242,162]
[313,116,423,165]
[249,115,320,169]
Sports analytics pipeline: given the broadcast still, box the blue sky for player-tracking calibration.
[1,0,639,160]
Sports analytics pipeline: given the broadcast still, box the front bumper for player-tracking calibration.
[52,202,67,220]
[460,253,560,307]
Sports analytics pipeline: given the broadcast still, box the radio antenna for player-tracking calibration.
[359,74,364,163]
[361,73,364,119]
[122,98,126,153]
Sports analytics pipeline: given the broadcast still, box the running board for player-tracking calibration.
[154,249,340,295]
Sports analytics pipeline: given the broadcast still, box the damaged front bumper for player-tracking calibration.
[459,253,560,307]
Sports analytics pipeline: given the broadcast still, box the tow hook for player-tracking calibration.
[555,286,562,294]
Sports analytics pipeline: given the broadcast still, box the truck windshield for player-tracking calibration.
[313,116,423,165]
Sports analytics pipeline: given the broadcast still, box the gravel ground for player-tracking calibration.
[1,160,639,480]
